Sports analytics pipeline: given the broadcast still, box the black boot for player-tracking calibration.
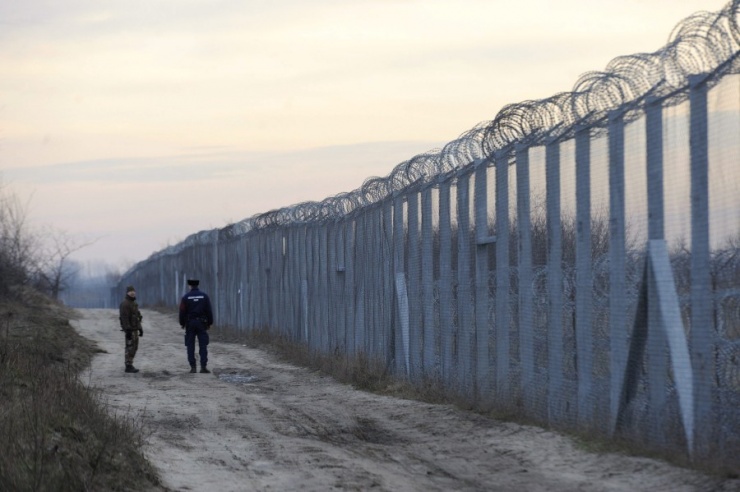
[189,365,197,373]
[200,366,210,374]
[125,365,139,373]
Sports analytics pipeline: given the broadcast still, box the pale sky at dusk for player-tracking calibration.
[0,0,728,273]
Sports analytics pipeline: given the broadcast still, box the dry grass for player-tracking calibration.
[0,289,163,492]
[210,323,457,407]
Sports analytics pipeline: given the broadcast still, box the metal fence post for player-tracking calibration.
[421,185,437,379]
[438,180,455,386]
[393,195,407,375]
[546,139,564,425]
[609,109,628,435]
[516,144,535,412]
[474,160,492,405]
[457,172,474,397]
[408,191,422,381]
[689,73,714,461]
[495,151,511,404]
[575,126,594,425]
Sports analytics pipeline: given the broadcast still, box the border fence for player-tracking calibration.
[117,1,740,469]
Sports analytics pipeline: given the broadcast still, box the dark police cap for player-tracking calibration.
[187,279,200,286]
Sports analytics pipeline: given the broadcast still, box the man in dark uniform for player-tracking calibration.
[179,279,214,373]
[119,285,143,373]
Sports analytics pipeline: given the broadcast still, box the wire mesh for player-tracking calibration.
[117,1,740,471]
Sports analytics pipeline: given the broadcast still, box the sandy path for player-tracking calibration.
[70,308,737,492]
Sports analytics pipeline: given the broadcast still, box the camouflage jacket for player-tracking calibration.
[119,296,143,332]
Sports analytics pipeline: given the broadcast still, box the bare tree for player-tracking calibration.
[0,182,39,295]
[34,228,97,301]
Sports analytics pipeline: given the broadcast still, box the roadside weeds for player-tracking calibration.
[0,292,164,492]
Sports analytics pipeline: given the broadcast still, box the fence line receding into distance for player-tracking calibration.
[117,1,740,470]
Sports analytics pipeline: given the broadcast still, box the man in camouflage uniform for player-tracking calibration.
[119,285,143,373]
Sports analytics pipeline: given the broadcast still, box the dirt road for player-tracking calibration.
[71,309,737,492]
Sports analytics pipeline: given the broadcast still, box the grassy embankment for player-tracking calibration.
[0,290,163,492]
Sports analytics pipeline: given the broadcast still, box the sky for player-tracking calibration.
[0,0,729,274]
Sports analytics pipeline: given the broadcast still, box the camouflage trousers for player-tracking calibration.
[125,330,139,365]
